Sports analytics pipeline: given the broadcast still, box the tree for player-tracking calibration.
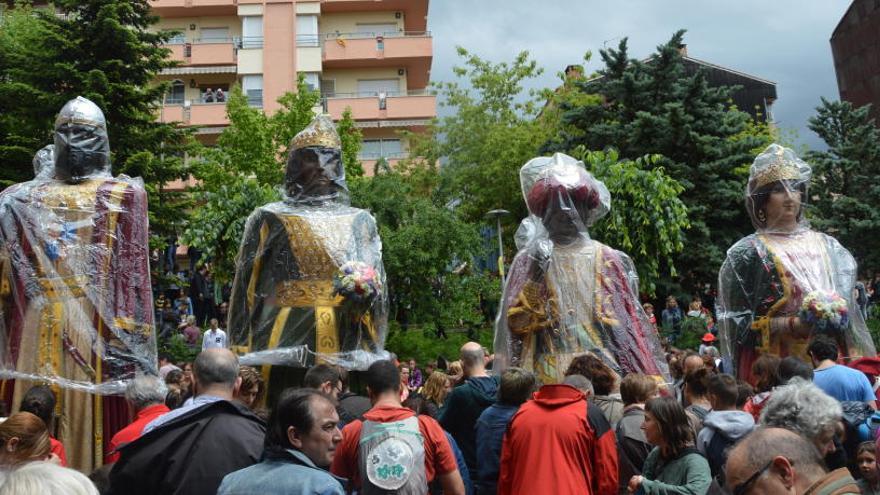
[410,47,689,295]
[337,108,364,179]
[807,98,880,274]
[410,48,554,227]
[573,148,689,296]
[349,165,483,328]
[0,1,194,281]
[181,80,359,283]
[552,30,772,294]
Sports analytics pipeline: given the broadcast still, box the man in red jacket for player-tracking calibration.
[105,375,170,464]
[498,374,619,494]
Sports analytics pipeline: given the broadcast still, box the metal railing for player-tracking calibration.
[322,89,432,99]
[358,151,408,160]
[322,31,431,40]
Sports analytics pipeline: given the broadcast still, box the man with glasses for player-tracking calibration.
[724,427,859,495]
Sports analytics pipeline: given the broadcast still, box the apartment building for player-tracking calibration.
[150,0,434,173]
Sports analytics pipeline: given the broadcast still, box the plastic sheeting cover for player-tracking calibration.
[717,143,875,382]
[228,115,388,370]
[0,96,156,395]
[494,153,670,385]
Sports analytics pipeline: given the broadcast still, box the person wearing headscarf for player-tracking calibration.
[0,97,155,471]
[717,144,875,385]
[494,153,669,385]
[228,115,388,392]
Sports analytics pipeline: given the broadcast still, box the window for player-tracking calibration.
[359,139,403,159]
[166,80,185,105]
[296,15,319,46]
[242,75,263,107]
[355,23,399,38]
[357,79,400,97]
[302,73,320,92]
[320,79,335,98]
[167,32,186,44]
[200,27,229,43]
[241,16,263,48]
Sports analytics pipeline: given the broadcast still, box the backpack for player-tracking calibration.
[704,428,735,483]
[358,416,428,495]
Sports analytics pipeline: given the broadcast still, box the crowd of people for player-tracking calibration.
[0,331,877,494]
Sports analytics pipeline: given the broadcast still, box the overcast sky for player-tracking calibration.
[426,0,853,149]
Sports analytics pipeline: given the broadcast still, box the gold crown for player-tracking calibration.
[753,150,802,189]
[290,114,341,150]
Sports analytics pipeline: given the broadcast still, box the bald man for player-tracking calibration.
[439,341,500,472]
[109,349,266,495]
[724,427,858,495]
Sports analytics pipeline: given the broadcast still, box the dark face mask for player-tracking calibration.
[285,146,347,202]
[54,123,110,183]
[541,194,588,242]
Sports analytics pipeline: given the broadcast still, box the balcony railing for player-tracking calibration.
[323,31,431,40]
[323,91,435,121]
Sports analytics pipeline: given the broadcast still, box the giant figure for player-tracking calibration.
[0,97,156,471]
[229,115,387,384]
[494,153,669,385]
[717,144,875,383]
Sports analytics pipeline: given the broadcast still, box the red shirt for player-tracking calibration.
[105,403,171,464]
[49,436,67,466]
[498,384,619,495]
[330,404,458,488]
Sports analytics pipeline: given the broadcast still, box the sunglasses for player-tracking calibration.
[730,460,774,495]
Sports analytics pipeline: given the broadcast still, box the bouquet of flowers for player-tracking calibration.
[800,290,849,334]
[333,261,382,304]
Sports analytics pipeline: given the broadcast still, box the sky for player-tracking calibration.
[426,0,853,150]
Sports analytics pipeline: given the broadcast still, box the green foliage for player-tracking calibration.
[552,30,772,294]
[159,333,199,364]
[410,47,688,296]
[385,323,494,365]
[0,0,194,281]
[338,108,364,179]
[572,148,690,295]
[182,78,342,284]
[677,315,708,351]
[806,98,880,275]
[410,48,555,229]
[349,167,485,325]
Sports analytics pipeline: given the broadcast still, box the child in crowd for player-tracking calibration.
[856,441,880,495]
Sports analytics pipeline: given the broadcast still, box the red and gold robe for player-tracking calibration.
[0,176,155,472]
[495,237,669,385]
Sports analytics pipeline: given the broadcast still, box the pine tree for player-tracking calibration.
[807,98,880,274]
[552,30,771,293]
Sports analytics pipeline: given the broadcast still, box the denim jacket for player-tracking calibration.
[218,448,347,495]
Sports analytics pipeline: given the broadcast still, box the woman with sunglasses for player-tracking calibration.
[627,397,711,495]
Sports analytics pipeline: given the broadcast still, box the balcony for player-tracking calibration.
[190,41,236,65]
[324,92,435,123]
[163,40,236,67]
[321,0,429,32]
[322,32,432,88]
[149,0,237,17]
[158,102,229,127]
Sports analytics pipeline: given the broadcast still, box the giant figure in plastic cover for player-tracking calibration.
[0,97,156,471]
[228,115,388,381]
[717,144,875,383]
[494,153,669,385]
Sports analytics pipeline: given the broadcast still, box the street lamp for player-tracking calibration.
[486,209,510,280]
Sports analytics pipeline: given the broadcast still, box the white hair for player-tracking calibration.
[759,378,842,438]
[124,375,167,412]
[0,461,98,495]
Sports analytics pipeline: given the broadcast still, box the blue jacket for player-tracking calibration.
[474,403,518,495]
[218,448,346,495]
